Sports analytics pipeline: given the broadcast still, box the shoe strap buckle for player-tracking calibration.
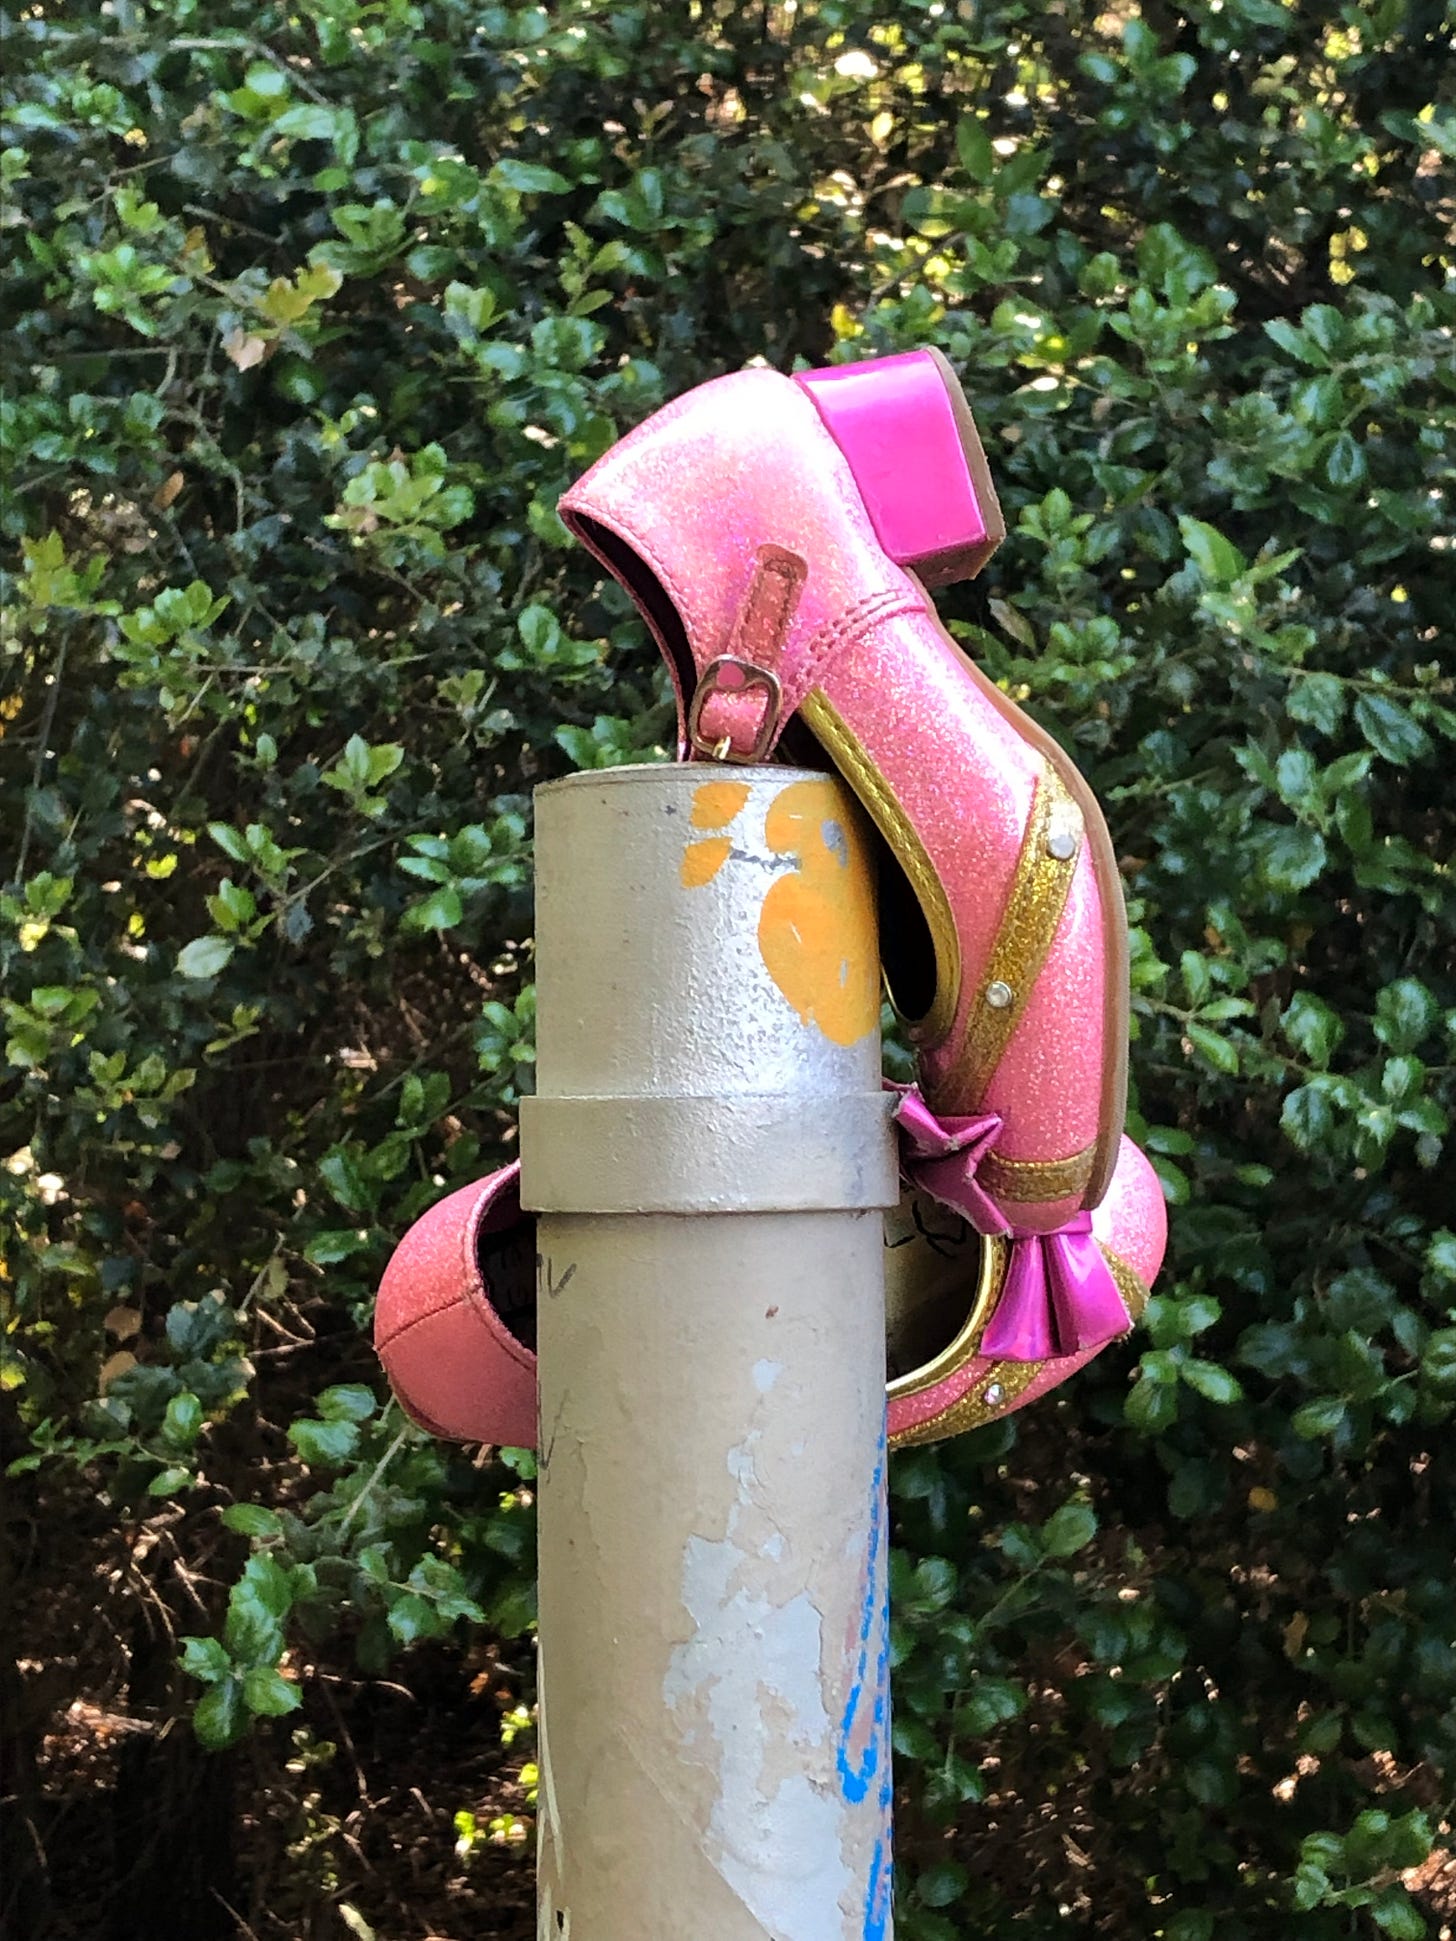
[687,657,784,765]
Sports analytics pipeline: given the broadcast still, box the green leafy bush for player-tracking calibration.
[3,1,1452,1935]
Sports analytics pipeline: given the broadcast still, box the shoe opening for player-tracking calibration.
[564,513,697,718]
[866,816,939,1027]
[884,1199,986,1383]
[477,1216,537,1352]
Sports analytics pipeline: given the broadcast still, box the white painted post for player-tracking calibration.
[520,763,898,1941]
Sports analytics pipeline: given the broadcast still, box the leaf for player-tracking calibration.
[193,1677,245,1749]
[1181,1360,1243,1405]
[1282,992,1344,1067]
[1179,516,1245,582]
[1354,693,1433,766]
[180,1635,230,1684]
[386,1592,437,1644]
[1125,1374,1178,1433]
[988,597,1036,650]
[225,1552,293,1665]
[1282,1083,1334,1151]
[241,1665,302,1717]
[162,1390,203,1451]
[490,158,570,195]
[318,1383,377,1424]
[1042,1501,1098,1556]
[319,1146,370,1212]
[1324,431,1368,489]
[222,1503,284,1537]
[289,1416,360,1465]
[405,885,463,932]
[1292,1396,1347,1440]
[178,935,235,979]
[1371,1892,1426,1941]
[1187,1023,1239,1075]
[207,822,251,863]
[956,118,993,180]
[1257,824,1327,892]
[1374,979,1438,1053]
[365,742,404,785]
[1420,1330,1456,1391]
[918,1861,969,1907]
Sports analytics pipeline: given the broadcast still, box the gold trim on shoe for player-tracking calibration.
[977,1143,1098,1205]
[932,761,1082,1111]
[890,1360,1043,1449]
[802,685,962,1046]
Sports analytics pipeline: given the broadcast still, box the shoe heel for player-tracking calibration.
[796,348,1005,587]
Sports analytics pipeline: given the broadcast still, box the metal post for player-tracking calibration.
[520,764,899,1941]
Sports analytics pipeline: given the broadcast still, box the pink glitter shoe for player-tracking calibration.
[559,349,1129,1237]
[373,1166,536,1447]
[373,1139,1165,1451]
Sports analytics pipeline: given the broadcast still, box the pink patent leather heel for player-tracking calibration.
[796,348,1003,587]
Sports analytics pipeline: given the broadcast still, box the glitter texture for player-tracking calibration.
[558,355,1130,1236]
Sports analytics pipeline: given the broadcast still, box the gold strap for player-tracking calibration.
[977,1143,1097,1205]
[932,761,1082,1111]
[801,686,962,1046]
[890,1359,1042,1449]
[1104,1248,1151,1326]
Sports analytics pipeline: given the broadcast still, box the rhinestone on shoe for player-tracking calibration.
[985,980,1014,1009]
[1046,829,1078,861]
[984,1382,1005,1408]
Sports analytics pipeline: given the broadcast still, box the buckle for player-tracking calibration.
[686,657,784,765]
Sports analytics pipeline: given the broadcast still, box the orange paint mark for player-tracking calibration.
[680,837,732,888]
[689,780,751,831]
[758,780,878,1047]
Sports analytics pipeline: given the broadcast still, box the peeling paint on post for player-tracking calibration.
[522,766,898,1939]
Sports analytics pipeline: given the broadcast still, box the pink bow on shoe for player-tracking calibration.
[893,1088,1132,1364]
[979,1212,1131,1361]
[891,1086,1006,1235]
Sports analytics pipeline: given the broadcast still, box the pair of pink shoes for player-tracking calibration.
[375,349,1167,1451]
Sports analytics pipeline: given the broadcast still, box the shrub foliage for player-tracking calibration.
[3,0,1454,1935]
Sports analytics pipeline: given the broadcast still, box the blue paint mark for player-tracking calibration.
[836,1417,894,1935]
[836,1422,889,1804]
[863,1825,892,1941]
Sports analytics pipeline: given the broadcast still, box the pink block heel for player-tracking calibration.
[796,349,1002,587]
